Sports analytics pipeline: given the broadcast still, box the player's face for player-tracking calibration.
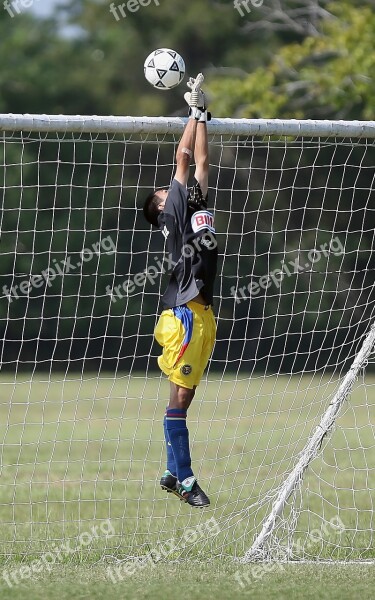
[155,188,169,211]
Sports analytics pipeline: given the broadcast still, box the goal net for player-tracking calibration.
[0,115,374,567]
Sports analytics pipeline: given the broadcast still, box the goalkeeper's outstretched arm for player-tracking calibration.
[174,118,198,187]
[194,121,209,198]
[174,73,207,189]
[185,73,209,197]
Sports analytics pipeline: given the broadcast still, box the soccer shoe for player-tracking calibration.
[160,470,185,501]
[177,477,211,508]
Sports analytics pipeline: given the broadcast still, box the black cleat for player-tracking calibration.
[177,479,210,508]
[160,470,185,501]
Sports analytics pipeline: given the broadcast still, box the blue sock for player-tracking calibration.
[163,412,176,477]
[165,408,194,483]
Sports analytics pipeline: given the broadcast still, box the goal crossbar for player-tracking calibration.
[0,114,375,137]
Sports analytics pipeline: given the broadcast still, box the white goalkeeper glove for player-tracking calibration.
[184,74,211,122]
[184,73,211,122]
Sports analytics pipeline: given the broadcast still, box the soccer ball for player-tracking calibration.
[144,48,185,90]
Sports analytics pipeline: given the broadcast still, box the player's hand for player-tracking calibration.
[184,73,211,121]
[184,88,207,111]
[185,73,205,108]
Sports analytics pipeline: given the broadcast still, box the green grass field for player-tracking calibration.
[1,562,375,600]
[0,373,374,599]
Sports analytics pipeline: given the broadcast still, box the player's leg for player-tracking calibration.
[164,382,210,507]
[164,304,216,507]
[172,303,216,503]
[155,305,211,506]
[160,383,194,498]
[164,412,176,475]
[154,308,197,501]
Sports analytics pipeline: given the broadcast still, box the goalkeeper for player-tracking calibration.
[143,75,217,507]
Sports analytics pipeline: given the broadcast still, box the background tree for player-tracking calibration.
[208,2,375,120]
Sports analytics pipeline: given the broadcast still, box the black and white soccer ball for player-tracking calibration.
[144,48,185,90]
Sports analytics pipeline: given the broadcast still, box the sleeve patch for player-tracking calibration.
[191,211,215,234]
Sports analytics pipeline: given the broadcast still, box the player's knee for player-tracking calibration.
[179,387,194,408]
[175,386,195,409]
[169,382,195,410]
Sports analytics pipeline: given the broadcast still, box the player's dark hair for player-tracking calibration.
[143,188,167,227]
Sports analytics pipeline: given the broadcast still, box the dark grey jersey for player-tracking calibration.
[157,178,218,309]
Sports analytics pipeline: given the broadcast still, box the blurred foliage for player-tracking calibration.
[208,2,375,119]
[1,0,374,119]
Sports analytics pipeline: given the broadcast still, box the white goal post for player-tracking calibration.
[0,114,374,566]
[1,113,375,136]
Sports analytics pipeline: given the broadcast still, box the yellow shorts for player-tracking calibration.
[154,301,216,389]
